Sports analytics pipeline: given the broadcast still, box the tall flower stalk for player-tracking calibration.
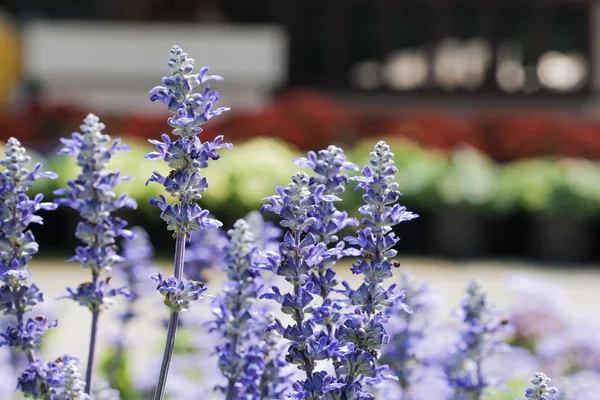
[146,44,230,400]
[0,138,57,363]
[445,281,511,400]
[211,218,287,400]
[293,146,359,339]
[329,140,418,399]
[54,114,137,395]
[260,171,344,399]
[381,270,436,397]
[0,138,88,399]
[213,219,258,399]
[107,226,158,392]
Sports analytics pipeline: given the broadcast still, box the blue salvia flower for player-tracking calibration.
[381,270,436,393]
[18,355,89,400]
[293,146,358,245]
[0,138,86,398]
[253,324,290,399]
[152,273,207,312]
[211,218,289,400]
[184,226,228,281]
[54,113,137,395]
[524,372,558,400]
[107,227,158,391]
[146,45,230,400]
[325,141,418,399]
[50,357,90,400]
[0,138,57,272]
[0,315,57,352]
[260,172,345,399]
[445,281,512,400]
[244,210,282,255]
[294,146,358,337]
[146,44,231,237]
[211,218,260,399]
[115,226,159,323]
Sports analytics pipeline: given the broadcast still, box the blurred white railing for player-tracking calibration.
[22,22,288,115]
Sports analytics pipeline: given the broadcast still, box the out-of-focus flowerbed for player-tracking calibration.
[4,85,600,262]
[5,131,600,262]
[7,89,600,162]
[9,135,600,220]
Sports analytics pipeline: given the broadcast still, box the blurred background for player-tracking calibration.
[1,0,599,263]
[0,2,600,399]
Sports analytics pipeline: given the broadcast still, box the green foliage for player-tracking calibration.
[495,157,600,217]
[25,135,600,219]
[437,145,499,211]
[99,346,138,400]
[201,137,300,213]
[486,378,529,400]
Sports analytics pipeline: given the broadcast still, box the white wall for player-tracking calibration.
[22,22,288,115]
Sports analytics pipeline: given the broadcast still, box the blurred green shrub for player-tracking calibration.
[23,136,600,220]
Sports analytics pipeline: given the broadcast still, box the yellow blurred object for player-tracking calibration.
[0,12,20,110]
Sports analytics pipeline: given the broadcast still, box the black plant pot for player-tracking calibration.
[487,212,530,259]
[529,213,592,264]
[429,208,487,259]
[392,203,431,256]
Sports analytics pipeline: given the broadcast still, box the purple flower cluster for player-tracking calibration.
[0,138,88,398]
[524,372,558,400]
[325,140,418,399]
[152,274,207,312]
[506,273,569,349]
[18,355,89,400]
[54,113,137,394]
[259,142,418,399]
[54,113,136,311]
[0,139,57,272]
[293,146,359,334]
[445,280,512,399]
[244,210,282,255]
[146,45,230,237]
[259,146,360,398]
[146,45,231,399]
[381,270,437,393]
[259,171,340,391]
[211,218,287,400]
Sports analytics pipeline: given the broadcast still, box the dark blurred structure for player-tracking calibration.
[2,0,600,264]
[262,0,595,114]
[2,0,598,119]
[279,1,592,92]
[4,1,596,109]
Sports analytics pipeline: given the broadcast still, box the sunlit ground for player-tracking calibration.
[28,257,600,376]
